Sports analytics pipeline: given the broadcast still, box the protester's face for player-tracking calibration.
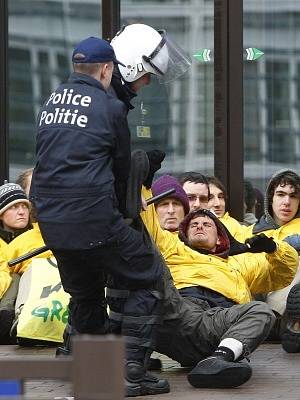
[156,198,185,232]
[0,202,29,232]
[186,215,219,251]
[182,181,209,211]
[208,184,226,217]
[272,184,300,226]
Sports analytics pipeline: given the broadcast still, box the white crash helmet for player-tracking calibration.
[111,23,191,84]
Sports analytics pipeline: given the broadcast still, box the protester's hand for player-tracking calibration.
[284,234,300,252]
[245,234,277,253]
[143,150,166,189]
[141,195,147,211]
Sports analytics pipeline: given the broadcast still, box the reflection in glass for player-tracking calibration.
[244,0,300,190]
[122,0,214,175]
[8,0,214,180]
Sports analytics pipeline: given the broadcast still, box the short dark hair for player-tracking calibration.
[268,170,300,216]
[244,180,256,213]
[178,171,208,186]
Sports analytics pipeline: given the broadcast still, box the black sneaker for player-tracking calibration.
[187,356,252,389]
[125,361,170,397]
[282,284,300,353]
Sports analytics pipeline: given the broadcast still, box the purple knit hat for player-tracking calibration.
[151,175,190,215]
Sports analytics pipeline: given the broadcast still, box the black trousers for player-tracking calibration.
[52,221,163,362]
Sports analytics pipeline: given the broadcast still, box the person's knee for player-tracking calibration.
[249,300,276,326]
[71,298,108,334]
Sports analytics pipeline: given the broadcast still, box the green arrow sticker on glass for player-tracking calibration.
[193,49,211,62]
[193,47,264,62]
[245,47,264,61]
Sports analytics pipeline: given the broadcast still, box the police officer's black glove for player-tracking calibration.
[143,150,166,189]
[245,233,277,253]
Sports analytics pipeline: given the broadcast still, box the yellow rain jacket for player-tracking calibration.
[220,212,249,242]
[0,237,7,253]
[240,217,300,242]
[4,222,53,275]
[0,251,12,299]
[141,188,298,305]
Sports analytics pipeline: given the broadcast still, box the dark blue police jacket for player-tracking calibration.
[30,72,129,250]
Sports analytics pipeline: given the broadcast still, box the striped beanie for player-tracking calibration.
[0,183,30,215]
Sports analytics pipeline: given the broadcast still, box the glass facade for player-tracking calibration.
[8,0,214,179]
[8,0,102,179]
[121,0,214,175]
[7,0,300,206]
[244,0,300,190]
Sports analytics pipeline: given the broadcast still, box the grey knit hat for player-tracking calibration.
[0,183,30,215]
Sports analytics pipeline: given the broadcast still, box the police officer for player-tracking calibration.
[105,23,192,394]
[30,37,170,397]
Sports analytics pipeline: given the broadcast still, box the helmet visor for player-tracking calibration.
[143,31,192,83]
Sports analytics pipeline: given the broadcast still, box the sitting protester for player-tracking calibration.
[0,187,52,344]
[0,182,32,343]
[151,175,189,232]
[240,169,300,352]
[141,185,297,308]
[119,149,276,390]
[1,214,64,347]
[156,262,274,389]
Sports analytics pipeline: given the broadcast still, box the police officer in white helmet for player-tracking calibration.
[111,23,191,86]
[105,23,191,397]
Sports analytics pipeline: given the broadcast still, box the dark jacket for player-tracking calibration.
[107,70,136,215]
[0,224,31,244]
[30,72,128,250]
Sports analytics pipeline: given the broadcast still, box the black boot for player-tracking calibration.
[187,356,252,389]
[282,283,300,353]
[56,323,75,357]
[125,361,170,397]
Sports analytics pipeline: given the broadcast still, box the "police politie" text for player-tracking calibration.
[39,88,91,128]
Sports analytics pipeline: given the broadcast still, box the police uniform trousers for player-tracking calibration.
[52,220,164,364]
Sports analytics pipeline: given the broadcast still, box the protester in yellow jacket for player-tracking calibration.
[141,187,298,306]
[0,182,33,342]
[237,170,300,352]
